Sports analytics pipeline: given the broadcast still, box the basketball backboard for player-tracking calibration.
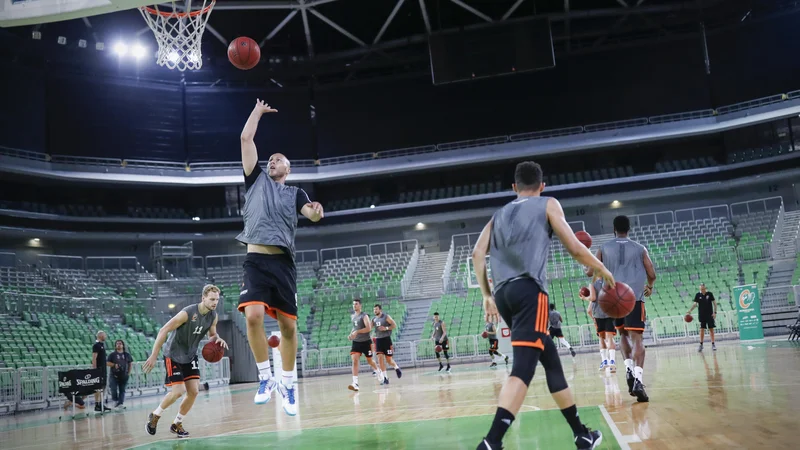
[0,0,154,28]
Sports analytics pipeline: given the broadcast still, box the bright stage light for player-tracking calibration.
[132,44,147,59]
[113,42,128,56]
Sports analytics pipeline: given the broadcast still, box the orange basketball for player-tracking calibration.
[575,230,592,248]
[580,286,590,298]
[227,36,260,70]
[435,345,443,353]
[598,282,636,318]
[268,335,281,348]
[202,341,224,363]
[481,331,489,339]
[685,314,693,323]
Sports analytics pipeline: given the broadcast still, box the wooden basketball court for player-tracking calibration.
[2,339,799,449]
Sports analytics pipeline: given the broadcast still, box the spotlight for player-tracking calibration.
[57,36,66,45]
[370,205,375,209]
[611,200,621,208]
[32,31,41,40]
[96,42,105,51]
[132,44,147,59]
[113,42,128,56]
[192,217,200,221]
[168,303,176,309]
[167,51,180,63]
[415,222,426,230]
[33,238,40,242]
[78,39,87,48]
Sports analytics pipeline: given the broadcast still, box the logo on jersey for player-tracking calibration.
[191,313,198,322]
[738,289,756,310]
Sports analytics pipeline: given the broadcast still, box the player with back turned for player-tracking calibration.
[472,161,615,450]
[143,285,228,438]
[237,99,324,416]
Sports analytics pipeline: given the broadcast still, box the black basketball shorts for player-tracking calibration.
[375,337,394,356]
[700,316,716,329]
[494,277,549,351]
[549,327,564,338]
[594,318,617,335]
[351,340,374,358]
[489,338,499,351]
[622,302,646,332]
[164,356,201,387]
[238,253,298,321]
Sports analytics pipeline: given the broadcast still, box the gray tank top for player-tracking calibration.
[351,311,371,342]
[372,313,393,339]
[485,322,496,336]
[433,320,445,341]
[164,304,217,364]
[590,278,610,319]
[236,170,301,259]
[549,310,562,328]
[600,238,648,303]
[490,196,553,294]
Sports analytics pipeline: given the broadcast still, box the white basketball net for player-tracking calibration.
[139,0,216,71]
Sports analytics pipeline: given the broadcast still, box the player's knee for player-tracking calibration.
[245,310,264,328]
[510,346,541,386]
[277,317,296,337]
[185,385,199,398]
[171,384,186,397]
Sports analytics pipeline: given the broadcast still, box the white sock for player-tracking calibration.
[392,362,400,369]
[560,338,571,349]
[174,413,184,424]
[609,349,616,362]
[256,360,272,380]
[352,376,358,385]
[377,369,384,380]
[153,406,164,416]
[625,359,634,372]
[600,349,607,362]
[281,372,294,388]
[634,366,644,382]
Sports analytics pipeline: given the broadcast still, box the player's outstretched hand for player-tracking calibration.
[142,355,157,374]
[593,266,615,289]
[483,294,500,324]
[213,336,229,350]
[254,98,278,114]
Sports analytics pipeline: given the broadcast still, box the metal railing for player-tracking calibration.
[400,246,420,298]
[0,358,230,415]
[2,292,158,318]
[737,242,772,262]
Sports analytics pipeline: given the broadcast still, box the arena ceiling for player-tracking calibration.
[2,0,797,85]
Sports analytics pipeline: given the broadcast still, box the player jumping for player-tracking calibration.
[238,99,323,415]
[472,161,614,450]
[143,285,227,438]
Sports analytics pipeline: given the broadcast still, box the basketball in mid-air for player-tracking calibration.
[435,345,443,353]
[598,282,636,318]
[685,314,694,323]
[481,331,489,339]
[575,230,592,248]
[227,36,260,70]
[202,341,224,363]
[580,286,590,298]
[268,335,281,348]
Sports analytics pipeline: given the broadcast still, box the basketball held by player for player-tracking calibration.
[587,215,656,403]
[472,161,615,450]
[348,299,381,391]
[238,99,324,416]
[143,285,227,438]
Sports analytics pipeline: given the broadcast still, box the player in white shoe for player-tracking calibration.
[581,279,617,372]
[348,299,381,391]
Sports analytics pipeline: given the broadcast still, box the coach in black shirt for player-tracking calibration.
[92,331,111,413]
[687,283,717,352]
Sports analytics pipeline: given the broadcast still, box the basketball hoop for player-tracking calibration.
[139,0,215,71]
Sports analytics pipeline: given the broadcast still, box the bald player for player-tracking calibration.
[472,161,615,450]
[238,99,324,416]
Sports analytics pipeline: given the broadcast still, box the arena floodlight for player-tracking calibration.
[113,42,128,56]
[132,44,147,59]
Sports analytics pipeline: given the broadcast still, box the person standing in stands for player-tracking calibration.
[92,331,112,413]
[107,339,134,409]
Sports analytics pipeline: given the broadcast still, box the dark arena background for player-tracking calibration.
[1,0,800,448]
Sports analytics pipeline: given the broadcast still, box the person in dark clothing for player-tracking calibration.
[107,339,134,409]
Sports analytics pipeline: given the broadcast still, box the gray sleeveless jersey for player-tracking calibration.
[485,322,496,336]
[549,310,563,328]
[433,320,446,341]
[490,196,553,294]
[236,170,301,260]
[590,278,611,319]
[372,313,393,339]
[164,304,217,364]
[601,238,648,303]
[351,312,371,342]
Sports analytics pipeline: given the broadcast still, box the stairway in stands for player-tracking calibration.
[398,298,435,342]
[404,252,448,299]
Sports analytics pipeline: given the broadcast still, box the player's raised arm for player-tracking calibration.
[143,311,189,373]
[547,198,615,287]
[240,99,278,176]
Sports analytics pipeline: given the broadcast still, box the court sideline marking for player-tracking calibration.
[598,404,634,450]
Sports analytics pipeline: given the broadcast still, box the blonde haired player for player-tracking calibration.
[143,285,227,438]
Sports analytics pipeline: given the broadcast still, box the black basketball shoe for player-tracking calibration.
[145,413,160,435]
[574,426,603,449]
[170,422,190,438]
[626,369,635,396]
[632,379,649,403]
[476,437,503,449]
